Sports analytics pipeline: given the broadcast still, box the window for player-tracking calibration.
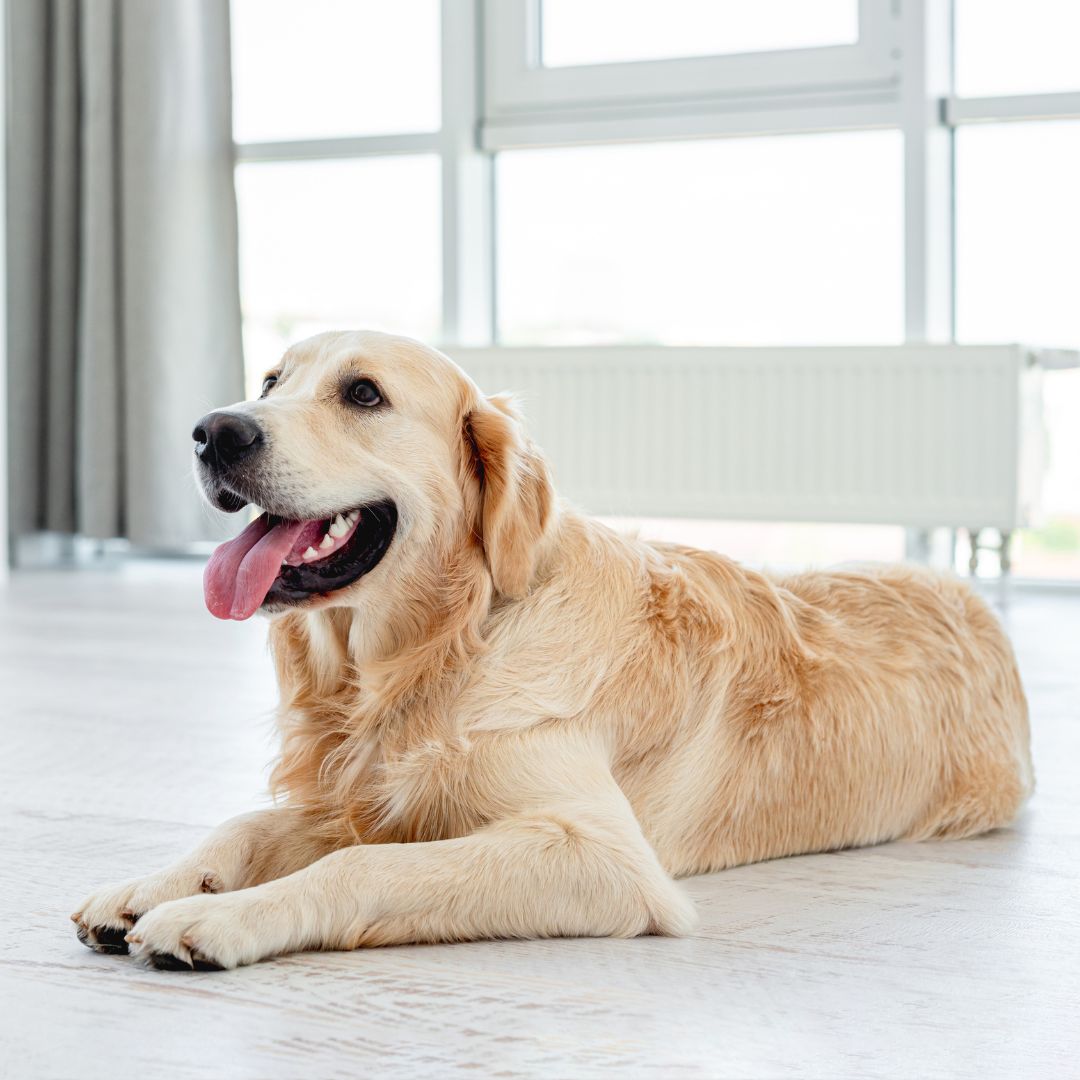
[956,121,1080,350]
[955,0,1080,98]
[484,0,898,146]
[497,131,902,346]
[541,0,859,68]
[230,0,444,393]
[235,158,441,395]
[956,119,1080,578]
[231,0,440,142]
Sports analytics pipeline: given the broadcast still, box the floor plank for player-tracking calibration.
[2,564,1078,1079]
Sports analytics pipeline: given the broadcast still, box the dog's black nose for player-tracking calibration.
[192,411,263,472]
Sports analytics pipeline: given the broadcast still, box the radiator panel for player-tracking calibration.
[449,346,1042,530]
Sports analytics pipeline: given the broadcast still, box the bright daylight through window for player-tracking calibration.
[231,0,440,141]
[496,132,903,347]
[235,157,441,397]
[540,0,859,67]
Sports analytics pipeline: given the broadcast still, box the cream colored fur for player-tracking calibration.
[73,331,1033,969]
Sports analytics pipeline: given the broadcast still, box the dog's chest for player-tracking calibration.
[346,734,490,844]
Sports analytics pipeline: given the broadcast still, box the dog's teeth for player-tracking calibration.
[346,510,358,525]
[320,533,334,549]
[329,514,348,538]
[302,546,319,561]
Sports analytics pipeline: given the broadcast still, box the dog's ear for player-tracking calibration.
[463,394,554,599]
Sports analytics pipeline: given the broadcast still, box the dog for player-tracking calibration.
[72,330,1033,970]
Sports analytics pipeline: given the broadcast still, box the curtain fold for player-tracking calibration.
[7,0,245,548]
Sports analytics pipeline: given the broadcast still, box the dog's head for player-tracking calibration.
[194,331,554,624]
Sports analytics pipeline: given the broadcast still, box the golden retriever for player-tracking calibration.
[72,331,1033,970]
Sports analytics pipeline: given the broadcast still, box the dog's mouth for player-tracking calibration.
[203,500,397,620]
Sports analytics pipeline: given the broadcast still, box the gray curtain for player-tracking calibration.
[6,0,244,548]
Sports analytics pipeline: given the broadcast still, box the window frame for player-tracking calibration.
[483,0,901,149]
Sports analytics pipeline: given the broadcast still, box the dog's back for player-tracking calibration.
[594,535,1032,876]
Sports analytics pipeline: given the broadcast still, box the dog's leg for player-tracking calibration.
[72,807,340,957]
[125,768,698,970]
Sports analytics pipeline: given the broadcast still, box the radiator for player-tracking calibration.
[448,345,1053,531]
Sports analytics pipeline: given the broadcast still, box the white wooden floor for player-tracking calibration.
[2,563,1079,1080]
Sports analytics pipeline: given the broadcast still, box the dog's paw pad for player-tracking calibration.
[141,947,224,972]
[144,950,194,971]
[75,922,131,954]
[92,925,131,953]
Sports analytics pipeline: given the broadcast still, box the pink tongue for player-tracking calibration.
[204,515,307,621]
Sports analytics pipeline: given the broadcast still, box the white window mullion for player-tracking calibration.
[900,0,954,344]
[440,0,495,346]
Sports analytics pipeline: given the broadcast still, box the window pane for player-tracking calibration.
[956,121,1080,578]
[955,0,1080,97]
[541,0,858,67]
[957,122,1080,349]
[231,0,440,142]
[496,132,903,346]
[236,158,441,393]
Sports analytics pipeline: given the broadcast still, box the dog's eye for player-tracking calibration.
[260,375,278,398]
[348,379,383,407]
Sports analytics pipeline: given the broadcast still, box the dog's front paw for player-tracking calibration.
[71,867,224,955]
[126,893,262,971]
